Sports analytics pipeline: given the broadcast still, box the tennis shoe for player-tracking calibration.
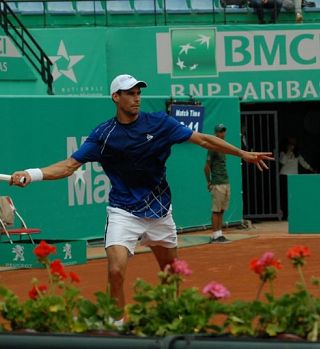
[296,12,303,22]
[109,317,124,329]
[209,236,232,244]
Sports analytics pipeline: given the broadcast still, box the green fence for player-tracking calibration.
[0,95,241,241]
[288,174,320,233]
[0,333,319,348]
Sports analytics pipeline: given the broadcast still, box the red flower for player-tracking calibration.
[250,252,282,281]
[287,246,311,259]
[50,260,67,280]
[287,246,311,266]
[171,258,192,276]
[203,281,230,300]
[69,271,80,283]
[28,284,47,300]
[34,240,56,259]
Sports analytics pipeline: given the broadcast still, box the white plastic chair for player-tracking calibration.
[47,1,76,14]
[0,2,20,12]
[164,0,191,13]
[18,1,45,14]
[106,0,134,13]
[134,0,163,13]
[304,0,320,11]
[76,1,105,14]
[190,0,214,12]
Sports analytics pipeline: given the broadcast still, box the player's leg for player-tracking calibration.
[142,208,178,270]
[105,245,129,312]
[150,245,178,270]
[104,207,143,313]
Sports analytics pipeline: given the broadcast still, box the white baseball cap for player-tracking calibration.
[110,74,147,96]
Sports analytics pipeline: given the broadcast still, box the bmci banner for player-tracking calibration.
[28,24,320,102]
[157,27,320,102]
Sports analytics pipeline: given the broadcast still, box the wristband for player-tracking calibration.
[25,168,43,182]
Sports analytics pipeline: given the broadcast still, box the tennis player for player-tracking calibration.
[11,74,273,324]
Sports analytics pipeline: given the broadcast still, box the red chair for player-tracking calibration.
[0,196,41,244]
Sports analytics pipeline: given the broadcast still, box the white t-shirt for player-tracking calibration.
[279,151,312,175]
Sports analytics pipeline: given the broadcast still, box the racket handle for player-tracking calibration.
[19,177,26,184]
[0,174,26,183]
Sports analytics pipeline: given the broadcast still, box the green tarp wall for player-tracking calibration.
[0,96,241,241]
[288,175,320,233]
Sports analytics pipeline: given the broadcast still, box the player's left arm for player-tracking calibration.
[188,132,274,171]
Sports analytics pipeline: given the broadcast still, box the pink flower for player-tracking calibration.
[203,281,230,300]
[250,251,282,280]
[171,258,192,276]
[260,251,275,265]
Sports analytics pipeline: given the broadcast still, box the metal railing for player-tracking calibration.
[0,0,53,94]
[0,332,318,349]
[241,111,282,221]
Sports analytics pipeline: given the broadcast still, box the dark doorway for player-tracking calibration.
[241,101,320,220]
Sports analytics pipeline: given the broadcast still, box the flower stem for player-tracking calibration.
[269,279,274,297]
[297,264,307,289]
[255,280,265,300]
[297,264,317,314]
[45,259,54,294]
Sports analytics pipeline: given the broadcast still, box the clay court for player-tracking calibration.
[1,220,320,306]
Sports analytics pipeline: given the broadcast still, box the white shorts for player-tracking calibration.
[104,206,177,255]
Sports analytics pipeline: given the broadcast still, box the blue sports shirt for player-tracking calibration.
[72,111,193,218]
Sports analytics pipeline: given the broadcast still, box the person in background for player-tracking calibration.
[294,0,303,22]
[204,124,231,243]
[282,0,303,22]
[282,0,316,22]
[279,136,315,220]
[250,0,283,24]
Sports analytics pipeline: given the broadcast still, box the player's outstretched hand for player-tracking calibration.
[10,171,31,187]
[241,151,274,171]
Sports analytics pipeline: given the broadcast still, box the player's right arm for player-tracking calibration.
[42,157,82,180]
[204,153,212,191]
[11,157,82,187]
[189,132,273,171]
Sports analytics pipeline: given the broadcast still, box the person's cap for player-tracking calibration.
[214,123,227,133]
[110,74,147,96]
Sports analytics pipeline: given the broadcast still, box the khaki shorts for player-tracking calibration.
[104,206,177,256]
[211,184,231,212]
